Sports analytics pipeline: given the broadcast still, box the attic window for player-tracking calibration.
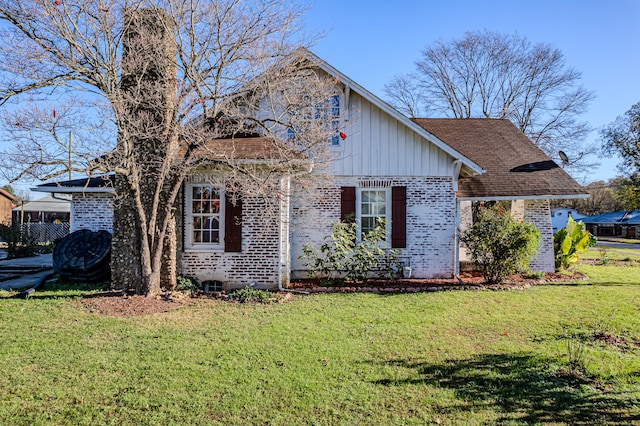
[328,94,340,146]
[287,93,342,146]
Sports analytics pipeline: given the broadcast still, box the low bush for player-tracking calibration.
[460,205,541,283]
[300,218,400,283]
[228,286,274,303]
[175,275,199,294]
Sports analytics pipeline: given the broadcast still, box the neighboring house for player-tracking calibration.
[582,211,640,238]
[12,195,71,224]
[35,49,588,289]
[0,188,17,225]
[551,208,587,233]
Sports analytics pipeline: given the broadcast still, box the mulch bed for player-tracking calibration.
[75,271,586,317]
[77,290,196,317]
[289,271,587,294]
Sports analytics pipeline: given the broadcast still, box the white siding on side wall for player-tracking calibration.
[333,91,454,177]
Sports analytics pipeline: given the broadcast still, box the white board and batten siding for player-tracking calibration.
[333,90,455,178]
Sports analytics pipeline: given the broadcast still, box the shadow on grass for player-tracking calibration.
[370,353,639,425]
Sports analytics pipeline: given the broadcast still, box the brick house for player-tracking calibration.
[0,187,17,226]
[35,49,587,290]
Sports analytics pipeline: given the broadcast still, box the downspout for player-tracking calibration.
[452,160,463,282]
[454,197,462,282]
[278,162,314,292]
[277,175,289,292]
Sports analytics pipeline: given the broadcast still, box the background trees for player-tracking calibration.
[385,30,595,170]
[601,101,640,210]
[0,0,337,295]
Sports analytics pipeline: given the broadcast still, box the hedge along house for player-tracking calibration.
[35,43,588,289]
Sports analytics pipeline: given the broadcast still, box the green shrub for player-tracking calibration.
[460,205,541,284]
[175,275,199,294]
[300,219,400,283]
[0,223,37,258]
[554,216,596,270]
[228,286,274,303]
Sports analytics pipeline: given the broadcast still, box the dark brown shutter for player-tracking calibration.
[340,186,356,222]
[391,186,406,248]
[224,195,242,252]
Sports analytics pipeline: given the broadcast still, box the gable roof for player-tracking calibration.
[411,118,588,199]
[297,48,484,176]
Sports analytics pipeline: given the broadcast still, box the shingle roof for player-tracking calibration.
[175,136,306,161]
[36,137,307,193]
[12,195,70,213]
[411,118,587,199]
[582,210,640,225]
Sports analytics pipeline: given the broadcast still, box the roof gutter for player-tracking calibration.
[32,186,114,194]
[458,194,589,202]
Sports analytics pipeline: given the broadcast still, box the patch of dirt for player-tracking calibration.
[591,331,640,351]
[77,290,196,317]
[76,289,294,317]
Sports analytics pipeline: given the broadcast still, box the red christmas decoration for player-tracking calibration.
[339,131,347,140]
[54,0,61,5]
[52,109,56,118]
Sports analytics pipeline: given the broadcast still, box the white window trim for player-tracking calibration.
[185,183,225,251]
[355,187,391,246]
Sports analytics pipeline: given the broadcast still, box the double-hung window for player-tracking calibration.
[356,188,391,244]
[186,184,223,249]
[341,186,407,249]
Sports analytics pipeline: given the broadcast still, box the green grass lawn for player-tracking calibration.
[1,264,639,425]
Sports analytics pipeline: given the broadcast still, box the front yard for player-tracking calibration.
[0,251,639,425]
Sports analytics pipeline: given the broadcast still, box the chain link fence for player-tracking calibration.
[20,223,70,244]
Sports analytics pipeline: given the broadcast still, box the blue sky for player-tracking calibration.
[5,0,638,196]
[303,0,640,183]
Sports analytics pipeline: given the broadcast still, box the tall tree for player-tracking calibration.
[601,101,640,210]
[385,30,595,169]
[551,179,624,216]
[0,0,338,296]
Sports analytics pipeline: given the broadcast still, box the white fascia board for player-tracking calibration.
[458,193,590,202]
[303,50,485,176]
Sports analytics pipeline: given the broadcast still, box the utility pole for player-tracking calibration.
[69,130,73,180]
